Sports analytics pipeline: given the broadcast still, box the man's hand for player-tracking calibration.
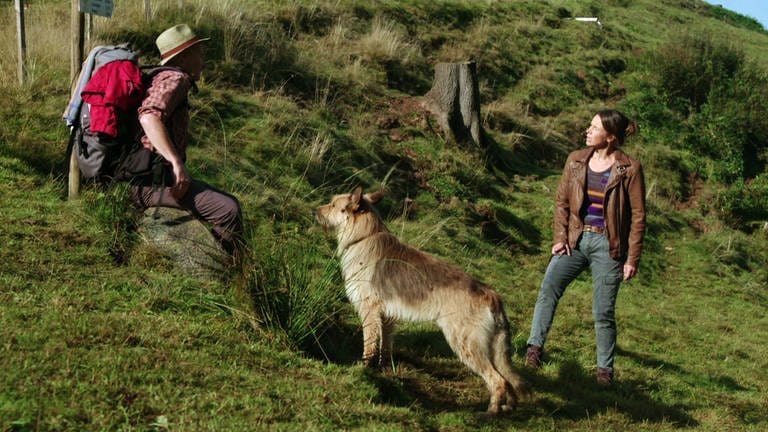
[171,161,191,200]
[139,113,190,200]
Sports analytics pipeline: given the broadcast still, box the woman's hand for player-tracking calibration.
[552,242,571,256]
[623,264,637,281]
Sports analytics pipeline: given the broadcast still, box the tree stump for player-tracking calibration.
[422,61,483,147]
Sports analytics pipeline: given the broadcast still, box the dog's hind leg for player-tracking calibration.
[487,292,530,410]
[439,316,509,414]
[491,324,530,411]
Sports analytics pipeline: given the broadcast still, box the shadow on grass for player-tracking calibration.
[317,325,701,427]
[366,328,485,413]
[508,345,703,428]
[617,346,747,392]
[311,325,484,412]
[306,321,361,366]
[523,358,699,427]
[391,333,697,427]
[466,203,543,255]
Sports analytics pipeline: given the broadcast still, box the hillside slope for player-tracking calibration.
[1,0,767,430]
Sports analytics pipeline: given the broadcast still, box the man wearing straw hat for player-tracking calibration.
[125,24,243,259]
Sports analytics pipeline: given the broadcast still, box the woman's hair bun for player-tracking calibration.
[625,121,638,137]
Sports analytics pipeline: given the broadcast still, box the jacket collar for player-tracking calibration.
[573,146,632,168]
[572,147,633,189]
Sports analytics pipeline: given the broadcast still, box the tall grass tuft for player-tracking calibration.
[82,183,141,264]
[207,8,297,90]
[356,16,418,64]
[236,227,346,353]
[0,2,70,88]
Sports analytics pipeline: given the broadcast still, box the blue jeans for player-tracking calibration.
[527,232,624,369]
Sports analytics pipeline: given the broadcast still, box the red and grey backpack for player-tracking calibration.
[64,44,145,182]
[64,44,177,183]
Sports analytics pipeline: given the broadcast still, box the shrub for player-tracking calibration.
[702,3,767,33]
[356,16,418,64]
[638,143,696,203]
[686,63,768,182]
[208,16,298,90]
[648,32,744,115]
[633,32,767,193]
[715,175,768,227]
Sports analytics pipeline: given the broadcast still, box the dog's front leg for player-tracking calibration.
[379,317,396,369]
[359,301,385,367]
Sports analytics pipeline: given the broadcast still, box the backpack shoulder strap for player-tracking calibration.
[140,66,197,94]
[140,65,184,80]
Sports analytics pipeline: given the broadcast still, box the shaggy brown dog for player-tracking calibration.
[316,186,529,414]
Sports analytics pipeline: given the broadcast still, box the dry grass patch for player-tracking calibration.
[356,16,419,64]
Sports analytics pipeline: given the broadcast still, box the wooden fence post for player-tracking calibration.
[144,0,152,21]
[14,0,27,85]
[85,12,92,44]
[69,0,85,199]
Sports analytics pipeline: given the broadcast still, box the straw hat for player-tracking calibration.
[156,24,210,65]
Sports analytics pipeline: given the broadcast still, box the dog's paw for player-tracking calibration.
[501,403,517,413]
[362,356,379,368]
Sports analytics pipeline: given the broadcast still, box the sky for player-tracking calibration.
[705,1,768,29]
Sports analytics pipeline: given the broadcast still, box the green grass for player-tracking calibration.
[1,0,768,430]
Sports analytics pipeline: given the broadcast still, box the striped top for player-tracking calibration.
[582,166,611,228]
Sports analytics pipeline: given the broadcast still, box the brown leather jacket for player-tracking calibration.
[553,147,646,268]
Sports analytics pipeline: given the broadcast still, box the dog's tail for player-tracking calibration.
[491,298,532,404]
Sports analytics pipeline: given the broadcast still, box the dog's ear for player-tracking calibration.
[348,186,363,212]
[364,190,385,205]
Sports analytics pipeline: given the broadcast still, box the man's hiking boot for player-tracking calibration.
[525,345,542,369]
[597,367,614,386]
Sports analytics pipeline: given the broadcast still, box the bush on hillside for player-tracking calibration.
[702,3,767,34]
[715,175,768,228]
[649,32,744,115]
[625,31,767,228]
[208,18,298,91]
[685,62,768,183]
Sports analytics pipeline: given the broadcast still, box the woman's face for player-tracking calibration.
[585,114,614,148]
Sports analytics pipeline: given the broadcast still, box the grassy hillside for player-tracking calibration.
[1,0,767,430]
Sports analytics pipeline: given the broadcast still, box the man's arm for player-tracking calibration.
[139,113,190,199]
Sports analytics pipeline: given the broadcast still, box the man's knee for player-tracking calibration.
[219,194,243,232]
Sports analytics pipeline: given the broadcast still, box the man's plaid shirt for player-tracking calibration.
[138,69,192,161]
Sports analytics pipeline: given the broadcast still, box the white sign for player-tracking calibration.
[79,0,114,18]
[573,17,603,27]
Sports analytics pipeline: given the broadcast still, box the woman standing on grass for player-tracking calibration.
[524,109,646,386]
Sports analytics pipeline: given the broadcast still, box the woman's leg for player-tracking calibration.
[527,248,589,348]
[586,234,624,370]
